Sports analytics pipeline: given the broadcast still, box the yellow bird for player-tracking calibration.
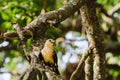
[41,39,60,75]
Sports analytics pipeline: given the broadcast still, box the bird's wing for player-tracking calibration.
[53,51,58,67]
[39,52,44,61]
[53,51,60,75]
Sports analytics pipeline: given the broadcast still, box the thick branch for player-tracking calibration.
[2,0,86,41]
[80,1,105,80]
[22,0,84,39]
[25,0,81,27]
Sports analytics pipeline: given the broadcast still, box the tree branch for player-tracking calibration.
[108,3,120,16]
[70,47,92,80]
[85,54,93,80]
[80,1,105,80]
[3,0,85,41]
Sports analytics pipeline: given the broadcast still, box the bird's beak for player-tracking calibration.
[53,41,55,46]
[50,40,55,46]
[51,40,55,43]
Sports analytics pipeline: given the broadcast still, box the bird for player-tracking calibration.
[41,39,60,75]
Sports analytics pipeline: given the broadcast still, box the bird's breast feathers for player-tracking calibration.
[41,47,54,64]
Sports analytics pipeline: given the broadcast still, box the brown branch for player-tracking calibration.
[97,4,114,25]
[100,4,120,41]
[96,3,111,18]
[70,47,92,80]
[2,0,85,41]
[108,3,120,16]
[12,23,24,40]
[22,0,84,40]
[22,67,37,80]
[80,1,105,80]
[100,3,120,26]
[36,64,63,80]
[85,54,93,80]
[102,15,114,25]
[96,3,120,25]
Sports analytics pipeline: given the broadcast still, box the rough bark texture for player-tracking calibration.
[23,0,84,40]
[85,55,93,80]
[80,1,105,80]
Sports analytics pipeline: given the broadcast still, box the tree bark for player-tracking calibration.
[85,55,93,80]
[80,1,105,80]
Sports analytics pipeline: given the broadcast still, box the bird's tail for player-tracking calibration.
[50,66,60,75]
[54,67,60,75]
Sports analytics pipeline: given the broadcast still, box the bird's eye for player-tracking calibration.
[49,39,52,42]
[48,39,54,43]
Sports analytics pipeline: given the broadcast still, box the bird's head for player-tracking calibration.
[45,39,55,48]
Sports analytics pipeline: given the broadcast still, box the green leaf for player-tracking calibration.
[109,69,119,78]
[26,38,33,47]
[1,12,10,20]
[46,27,62,39]
[1,22,12,30]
